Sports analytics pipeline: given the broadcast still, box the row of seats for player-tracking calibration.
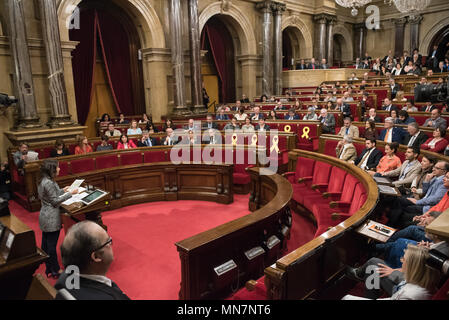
[285,157,367,238]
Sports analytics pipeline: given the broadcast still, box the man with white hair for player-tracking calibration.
[343,91,354,102]
[379,117,404,143]
[336,135,357,162]
[317,108,335,134]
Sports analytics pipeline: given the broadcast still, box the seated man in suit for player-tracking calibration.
[380,147,422,188]
[389,79,400,100]
[382,98,398,112]
[364,108,382,123]
[421,101,437,113]
[250,106,264,121]
[162,128,178,146]
[13,142,39,176]
[423,109,447,129]
[202,114,219,130]
[240,94,250,104]
[336,98,352,119]
[386,161,449,228]
[296,59,308,70]
[338,117,360,139]
[184,118,199,131]
[104,123,122,137]
[308,58,318,70]
[320,58,328,69]
[204,128,221,145]
[181,130,201,145]
[55,221,130,300]
[402,122,428,149]
[336,135,357,162]
[379,117,404,143]
[284,109,300,120]
[318,108,335,134]
[254,118,270,132]
[350,139,383,171]
[274,101,287,111]
[137,130,159,147]
[215,108,230,121]
[223,117,240,131]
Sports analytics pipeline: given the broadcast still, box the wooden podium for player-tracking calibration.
[60,189,112,233]
[0,215,48,300]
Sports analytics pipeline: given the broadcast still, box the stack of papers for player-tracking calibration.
[62,187,87,206]
[378,185,398,195]
[373,176,392,185]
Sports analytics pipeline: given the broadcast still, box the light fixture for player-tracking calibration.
[384,0,432,17]
[335,0,373,16]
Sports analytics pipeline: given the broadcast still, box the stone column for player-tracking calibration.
[393,18,407,59]
[313,14,328,61]
[354,23,366,60]
[408,15,423,53]
[187,0,206,114]
[326,16,336,67]
[38,0,74,127]
[169,0,191,116]
[272,2,286,96]
[6,0,41,129]
[257,0,274,97]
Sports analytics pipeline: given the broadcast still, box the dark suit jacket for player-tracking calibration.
[137,137,159,147]
[216,114,229,121]
[341,103,351,118]
[364,115,382,123]
[402,131,429,149]
[382,104,399,112]
[420,105,437,112]
[55,274,130,300]
[354,148,383,170]
[296,63,308,70]
[284,114,300,120]
[254,124,271,132]
[379,127,404,143]
[390,84,400,98]
[202,122,219,130]
[308,63,318,70]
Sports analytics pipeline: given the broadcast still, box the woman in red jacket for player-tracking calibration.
[421,126,448,154]
[117,134,137,150]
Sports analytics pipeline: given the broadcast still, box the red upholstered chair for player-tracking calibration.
[233,149,255,186]
[297,124,318,151]
[70,158,95,174]
[278,123,298,134]
[58,161,69,177]
[432,277,449,300]
[92,141,102,152]
[293,161,332,205]
[323,140,339,157]
[120,152,143,166]
[42,147,53,159]
[283,157,316,187]
[302,167,348,211]
[68,144,77,155]
[145,150,167,163]
[96,155,119,170]
[328,184,367,224]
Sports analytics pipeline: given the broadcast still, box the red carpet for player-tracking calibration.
[9,196,252,300]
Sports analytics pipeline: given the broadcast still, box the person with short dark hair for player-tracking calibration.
[367,142,401,177]
[38,159,78,279]
[13,142,39,175]
[0,160,11,200]
[117,113,129,125]
[381,147,422,188]
[363,120,379,141]
[117,134,137,150]
[398,110,417,125]
[137,130,159,147]
[50,139,70,158]
[96,135,113,152]
[421,126,449,154]
[351,139,383,170]
[105,123,122,137]
[202,114,219,130]
[284,109,300,120]
[55,221,130,300]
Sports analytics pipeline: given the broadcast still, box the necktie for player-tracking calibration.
[147,139,152,147]
[408,135,416,147]
[313,65,315,70]
[346,128,349,135]
[400,162,412,180]
[384,129,391,142]
[358,149,372,169]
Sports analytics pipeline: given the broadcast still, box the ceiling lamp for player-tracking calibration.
[384,0,432,17]
[335,0,372,16]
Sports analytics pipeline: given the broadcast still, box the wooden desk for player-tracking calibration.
[426,208,449,242]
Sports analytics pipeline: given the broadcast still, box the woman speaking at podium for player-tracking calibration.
[38,159,78,279]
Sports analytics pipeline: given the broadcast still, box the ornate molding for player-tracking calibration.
[221,0,232,12]
[408,14,423,25]
[256,0,273,13]
[272,2,287,14]
[391,17,407,26]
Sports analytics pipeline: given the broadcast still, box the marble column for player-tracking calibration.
[257,1,273,97]
[354,23,366,60]
[326,16,336,67]
[408,15,423,53]
[6,0,41,129]
[393,18,407,59]
[188,0,206,114]
[169,0,191,116]
[313,14,327,61]
[39,0,74,127]
[272,2,286,96]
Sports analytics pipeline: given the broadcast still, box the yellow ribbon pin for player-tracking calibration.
[284,125,291,133]
[251,134,258,146]
[232,134,238,146]
[301,127,310,139]
[270,136,280,153]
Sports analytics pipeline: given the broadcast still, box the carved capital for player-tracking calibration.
[256,0,273,13]
[271,2,287,15]
[313,13,328,24]
[408,14,423,25]
[327,15,337,25]
[354,22,366,30]
[392,17,407,26]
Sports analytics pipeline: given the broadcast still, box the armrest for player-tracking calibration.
[282,172,295,177]
[298,176,313,184]
[311,183,329,192]
[322,192,342,200]
[331,212,352,221]
[329,201,351,209]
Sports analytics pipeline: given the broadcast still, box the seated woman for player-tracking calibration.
[96,135,113,152]
[374,79,382,87]
[327,101,337,111]
[363,120,379,141]
[50,139,70,158]
[74,136,93,155]
[100,113,111,126]
[139,113,150,125]
[267,110,278,120]
[343,244,441,300]
[162,119,174,132]
[368,142,401,177]
[234,107,248,121]
[303,107,317,121]
[398,110,416,125]
[117,134,137,150]
[260,94,268,103]
[127,120,142,136]
[293,99,302,110]
[390,109,400,124]
[145,122,159,134]
[241,117,255,133]
[117,113,129,125]
[393,91,407,102]
[421,126,449,153]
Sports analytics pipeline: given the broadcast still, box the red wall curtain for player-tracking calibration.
[202,19,235,103]
[96,11,134,116]
[69,9,97,125]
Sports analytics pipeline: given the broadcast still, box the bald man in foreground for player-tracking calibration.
[54,221,130,300]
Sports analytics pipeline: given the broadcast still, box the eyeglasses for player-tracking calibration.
[434,166,447,171]
[93,237,112,252]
